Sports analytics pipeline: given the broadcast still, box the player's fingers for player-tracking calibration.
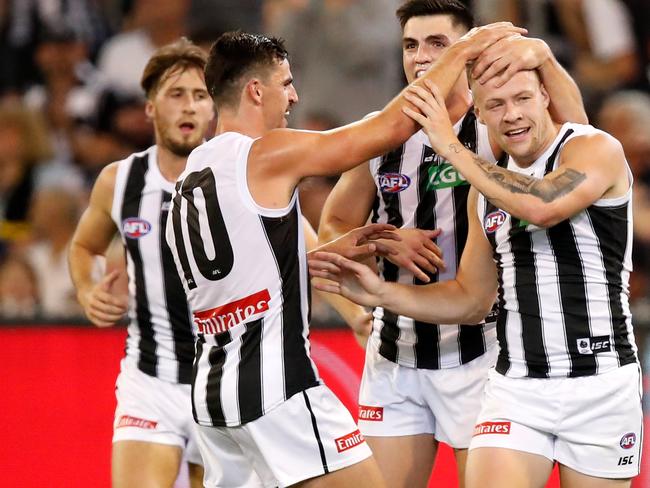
[492,63,520,88]
[402,106,427,126]
[312,281,341,294]
[372,241,399,256]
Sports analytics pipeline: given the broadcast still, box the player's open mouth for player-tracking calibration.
[415,68,429,78]
[179,122,195,134]
[504,127,530,141]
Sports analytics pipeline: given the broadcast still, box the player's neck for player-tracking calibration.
[215,106,268,139]
[156,144,187,182]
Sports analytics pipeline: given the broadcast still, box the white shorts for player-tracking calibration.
[196,385,372,488]
[358,339,496,448]
[470,363,644,479]
[113,358,202,465]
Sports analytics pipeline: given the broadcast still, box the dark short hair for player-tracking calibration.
[204,31,288,108]
[140,37,208,99]
[396,0,474,32]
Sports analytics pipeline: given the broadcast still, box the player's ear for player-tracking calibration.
[540,82,550,109]
[246,79,263,106]
[145,100,155,121]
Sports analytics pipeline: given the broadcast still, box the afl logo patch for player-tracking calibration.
[484,210,507,234]
[620,433,636,449]
[122,218,152,239]
[378,173,411,193]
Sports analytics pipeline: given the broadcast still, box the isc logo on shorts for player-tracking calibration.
[620,432,636,449]
[335,429,365,453]
[116,415,157,430]
[576,335,611,355]
[358,405,383,421]
[473,421,511,437]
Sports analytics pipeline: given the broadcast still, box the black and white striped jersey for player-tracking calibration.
[166,132,320,427]
[369,110,498,369]
[477,123,639,378]
[111,145,195,384]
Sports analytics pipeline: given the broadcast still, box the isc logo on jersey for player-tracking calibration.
[427,162,468,190]
[378,173,411,193]
[484,210,507,233]
[122,218,152,238]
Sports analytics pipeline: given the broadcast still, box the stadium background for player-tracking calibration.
[1,1,650,486]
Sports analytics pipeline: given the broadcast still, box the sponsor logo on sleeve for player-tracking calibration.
[116,415,157,430]
[335,429,365,453]
[192,289,271,335]
[484,210,507,234]
[122,218,152,239]
[378,173,411,193]
[473,421,511,437]
[358,405,384,422]
[576,335,611,355]
[620,432,636,449]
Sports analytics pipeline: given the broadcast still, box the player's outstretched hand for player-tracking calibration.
[79,270,128,327]
[312,223,400,262]
[308,251,386,308]
[402,80,460,155]
[382,228,446,282]
[472,35,549,87]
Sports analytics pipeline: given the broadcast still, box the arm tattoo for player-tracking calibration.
[470,154,586,203]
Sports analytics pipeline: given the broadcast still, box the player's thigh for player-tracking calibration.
[112,440,183,488]
[454,448,468,488]
[293,456,386,488]
[366,434,437,488]
[466,447,553,488]
[559,465,631,488]
[187,462,204,488]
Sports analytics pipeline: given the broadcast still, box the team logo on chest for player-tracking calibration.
[378,173,411,193]
[484,210,507,233]
[122,217,152,239]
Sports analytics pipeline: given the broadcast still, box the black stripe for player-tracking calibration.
[303,390,329,475]
[237,319,264,423]
[544,128,574,174]
[547,219,595,376]
[486,153,511,374]
[587,204,637,367]
[160,191,194,383]
[205,332,232,425]
[122,154,156,377]
[509,216,549,377]
[261,206,318,401]
[374,145,405,363]
[413,144,441,368]
[190,339,201,421]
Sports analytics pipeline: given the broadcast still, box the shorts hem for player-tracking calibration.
[555,458,640,480]
[277,447,372,487]
[468,444,554,464]
[112,430,185,448]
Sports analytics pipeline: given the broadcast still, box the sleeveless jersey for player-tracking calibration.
[369,110,498,369]
[477,123,639,378]
[111,145,194,384]
[166,132,320,427]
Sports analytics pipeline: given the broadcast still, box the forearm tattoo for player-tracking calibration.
[459,149,586,203]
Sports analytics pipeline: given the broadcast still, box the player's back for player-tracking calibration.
[166,132,320,427]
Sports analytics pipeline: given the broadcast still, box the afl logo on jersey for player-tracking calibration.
[378,173,411,193]
[484,210,507,234]
[620,433,636,449]
[122,218,152,239]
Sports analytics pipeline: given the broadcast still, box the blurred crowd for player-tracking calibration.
[1,0,649,327]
